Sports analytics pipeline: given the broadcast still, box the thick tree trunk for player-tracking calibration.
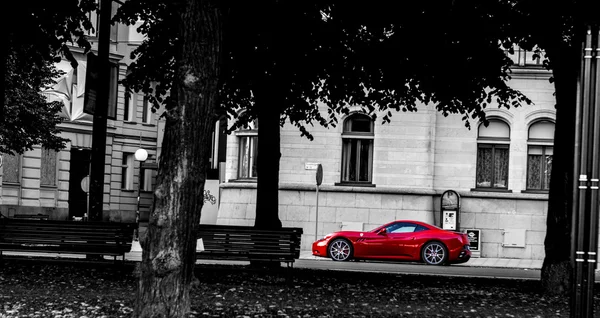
[254,86,283,230]
[252,1,284,231]
[541,41,580,295]
[134,1,222,317]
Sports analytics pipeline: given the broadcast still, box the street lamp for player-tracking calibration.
[132,148,148,252]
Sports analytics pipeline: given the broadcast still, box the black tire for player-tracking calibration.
[421,241,448,265]
[328,238,353,261]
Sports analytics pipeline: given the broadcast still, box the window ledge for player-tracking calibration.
[470,188,512,193]
[142,123,156,127]
[335,182,376,188]
[123,121,137,125]
[229,179,257,183]
[40,185,58,189]
[521,190,549,194]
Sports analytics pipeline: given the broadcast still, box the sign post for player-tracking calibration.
[466,229,481,257]
[315,164,323,243]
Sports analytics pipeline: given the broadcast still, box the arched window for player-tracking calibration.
[341,113,374,184]
[526,120,554,191]
[476,119,510,189]
[236,116,258,179]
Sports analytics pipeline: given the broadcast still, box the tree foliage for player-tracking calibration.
[2,0,95,154]
[112,1,600,315]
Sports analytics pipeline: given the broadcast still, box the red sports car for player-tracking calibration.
[312,220,471,265]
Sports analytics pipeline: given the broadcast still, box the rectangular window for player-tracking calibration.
[238,136,258,179]
[2,154,21,184]
[476,144,509,189]
[139,168,156,191]
[142,96,152,124]
[124,92,136,121]
[121,153,134,190]
[40,148,58,186]
[341,139,373,183]
[527,146,553,191]
[87,0,118,42]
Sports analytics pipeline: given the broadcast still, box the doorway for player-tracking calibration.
[68,148,91,219]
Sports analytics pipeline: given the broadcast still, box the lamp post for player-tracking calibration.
[134,148,148,245]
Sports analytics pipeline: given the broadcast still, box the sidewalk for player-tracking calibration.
[297,251,544,270]
[3,250,544,270]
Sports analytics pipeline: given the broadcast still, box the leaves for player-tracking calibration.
[3,0,95,154]
[0,260,579,318]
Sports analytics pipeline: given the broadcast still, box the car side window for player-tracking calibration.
[388,223,417,233]
[414,225,428,232]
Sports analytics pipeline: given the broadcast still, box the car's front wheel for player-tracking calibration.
[328,238,353,261]
[421,241,448,265]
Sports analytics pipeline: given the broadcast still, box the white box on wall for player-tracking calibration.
[502,229,526,248]
[341,222,363,231]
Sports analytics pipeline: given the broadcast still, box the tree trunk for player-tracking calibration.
[541,40,580,295]
[135,1,222,317]
[254,85,283,230]
[252,1,284,231]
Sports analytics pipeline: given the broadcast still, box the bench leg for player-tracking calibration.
[285,261,294,285]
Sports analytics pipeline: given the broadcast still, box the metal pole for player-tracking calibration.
[584,25,600,318]
[573,25,594,318]
[315,184,319,243]
[88,0,112,221]
[135,160,143,240]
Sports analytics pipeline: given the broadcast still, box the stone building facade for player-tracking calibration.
[216,50,556,260]
[0,13,158,223]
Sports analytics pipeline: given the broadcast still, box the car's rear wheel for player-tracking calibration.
[328,238,353,261]
[421,241,448,265]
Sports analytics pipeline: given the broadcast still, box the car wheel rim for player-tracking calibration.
[424,243,445,265]
[330,240,350,261]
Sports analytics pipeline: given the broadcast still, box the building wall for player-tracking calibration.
[217,67,558,260]
[0,19,158,222]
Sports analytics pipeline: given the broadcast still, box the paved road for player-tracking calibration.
[292,259,542,280]
[290,258,600,282]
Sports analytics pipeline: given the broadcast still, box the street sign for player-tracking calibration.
[440,190,461,231]
[466,229,481,251]
[305,162,320,170]
[316,164,323,186]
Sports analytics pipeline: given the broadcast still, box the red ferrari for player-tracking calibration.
[312,220,471,265]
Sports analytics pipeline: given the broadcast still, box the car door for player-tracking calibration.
[387,222,420,258]
[357,227,393,257]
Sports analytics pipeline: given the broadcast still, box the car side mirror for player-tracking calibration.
[377,228,387,235]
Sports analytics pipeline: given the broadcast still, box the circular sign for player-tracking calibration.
[81,176,90,193]
[316,164,323,186]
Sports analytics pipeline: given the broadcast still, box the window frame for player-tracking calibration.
[236,118,258,180]
[475,119,511,191]
[40,148,58,187]
[525,120,555,192]
[2,153,21,185]
[142,95,153,124]
[123,91,136,122]
[339,113,374,186]
[121,152,134,190]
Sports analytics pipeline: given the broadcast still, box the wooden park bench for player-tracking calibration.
[196,224,303,269]
[0,217,136,265]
